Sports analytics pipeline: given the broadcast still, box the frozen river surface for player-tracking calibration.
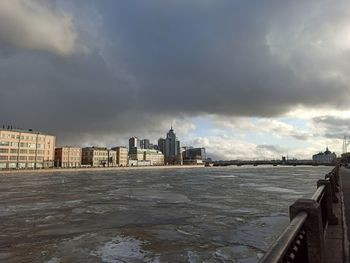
[0,166,331,263]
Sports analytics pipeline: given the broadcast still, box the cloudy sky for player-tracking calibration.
[1,0,350,160]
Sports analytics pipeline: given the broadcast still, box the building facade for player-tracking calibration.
[55,147,82,168]
[82,147,116,167]
[159,127,181,165]
[111,146,128,166]
[144,149,164,165]
[157,138,166,154]
[129,147,145,161]
[129,137,140,150]
[312,147,337,163]
[129,147,164,166]
[0,128,56,169]
[183,147,206,161]
[140,139,150,149]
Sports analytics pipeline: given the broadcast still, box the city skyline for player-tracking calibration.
[1,1,350,160]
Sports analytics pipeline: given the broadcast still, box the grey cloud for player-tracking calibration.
[0,1,77,55]
[1,1,350,146]
[312,116,350,139]
[256,145,285,156]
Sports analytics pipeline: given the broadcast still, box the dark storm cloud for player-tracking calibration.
[1,0,350,145]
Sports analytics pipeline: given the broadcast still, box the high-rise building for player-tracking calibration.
[55,146,82,168]
[163,127,181,165]
[140,139,150,149]
[0,128,56,169]
[129,137,140,149]
[158,138,166,154]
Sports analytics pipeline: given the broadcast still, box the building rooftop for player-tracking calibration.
[0,127,54,136]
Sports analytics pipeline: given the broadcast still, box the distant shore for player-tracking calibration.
[0,164,206,174]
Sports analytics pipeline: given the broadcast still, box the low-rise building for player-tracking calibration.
[183,147,206,161]
[55,147,82,168]
[129,147,145,161]
[312,147,337,163]
[129,147,164,166]
[144,149,164,165]
[0,127,56,169]
[111,146,128,166]
[82,147,116,167]
[129,160,152,166]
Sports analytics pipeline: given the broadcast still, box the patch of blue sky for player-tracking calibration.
[277,117,309,129]
[190,116,217,136]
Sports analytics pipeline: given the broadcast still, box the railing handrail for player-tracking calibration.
[261,211,307,263]
[260,164,340,263]
[312,183,325,202]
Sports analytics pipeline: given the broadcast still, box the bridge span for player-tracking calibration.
[213,160,335,167]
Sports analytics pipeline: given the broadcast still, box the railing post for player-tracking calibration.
[317,179,338,225]
[290,199,325,263]
[334,165,340,187]
[325,173,340,202]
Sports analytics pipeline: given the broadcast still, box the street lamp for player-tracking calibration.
[343,130,350,154]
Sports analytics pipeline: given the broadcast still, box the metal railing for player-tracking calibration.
[260,165,340,263]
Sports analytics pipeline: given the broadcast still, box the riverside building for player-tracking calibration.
[55,147,82,168]
[312,147,337,163]
[158,127,182,165]
[111,146,128,166]
[129,147,164,166]
[82,147,116,167]
[183,147,206,164]
[0,128,56,169]
[129,137,141,149]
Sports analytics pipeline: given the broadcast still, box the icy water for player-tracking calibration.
[0,166,331,263]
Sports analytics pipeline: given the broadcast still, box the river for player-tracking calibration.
[0,166,331,263]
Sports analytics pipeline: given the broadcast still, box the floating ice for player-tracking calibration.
[257,186,301,194]
[45,257,61,263]
[90,236,160,263]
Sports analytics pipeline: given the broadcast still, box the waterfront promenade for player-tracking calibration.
[340,167,350,263]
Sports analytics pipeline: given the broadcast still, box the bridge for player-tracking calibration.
[213,160,335,167]
[261,162,350,262]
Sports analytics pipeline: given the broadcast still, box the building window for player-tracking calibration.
[0,141,10,147]
[0,156,8,160]
[0,149,8,153]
